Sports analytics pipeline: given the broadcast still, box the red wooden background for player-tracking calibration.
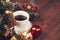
[11,0,60,40]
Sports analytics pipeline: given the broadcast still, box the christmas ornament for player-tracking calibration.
[5,10,12,14]
[10,36,17,40]
[30,25,41,38]
[20,32,32,40]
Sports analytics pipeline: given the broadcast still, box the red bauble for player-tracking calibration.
[30,25,42,39]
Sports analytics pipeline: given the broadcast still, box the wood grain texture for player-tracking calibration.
[11,0,60,40]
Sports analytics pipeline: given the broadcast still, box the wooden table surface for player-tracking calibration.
[11,0,60,40]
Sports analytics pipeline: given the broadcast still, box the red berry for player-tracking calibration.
[27,5,32,10]
[21,4,27,10]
